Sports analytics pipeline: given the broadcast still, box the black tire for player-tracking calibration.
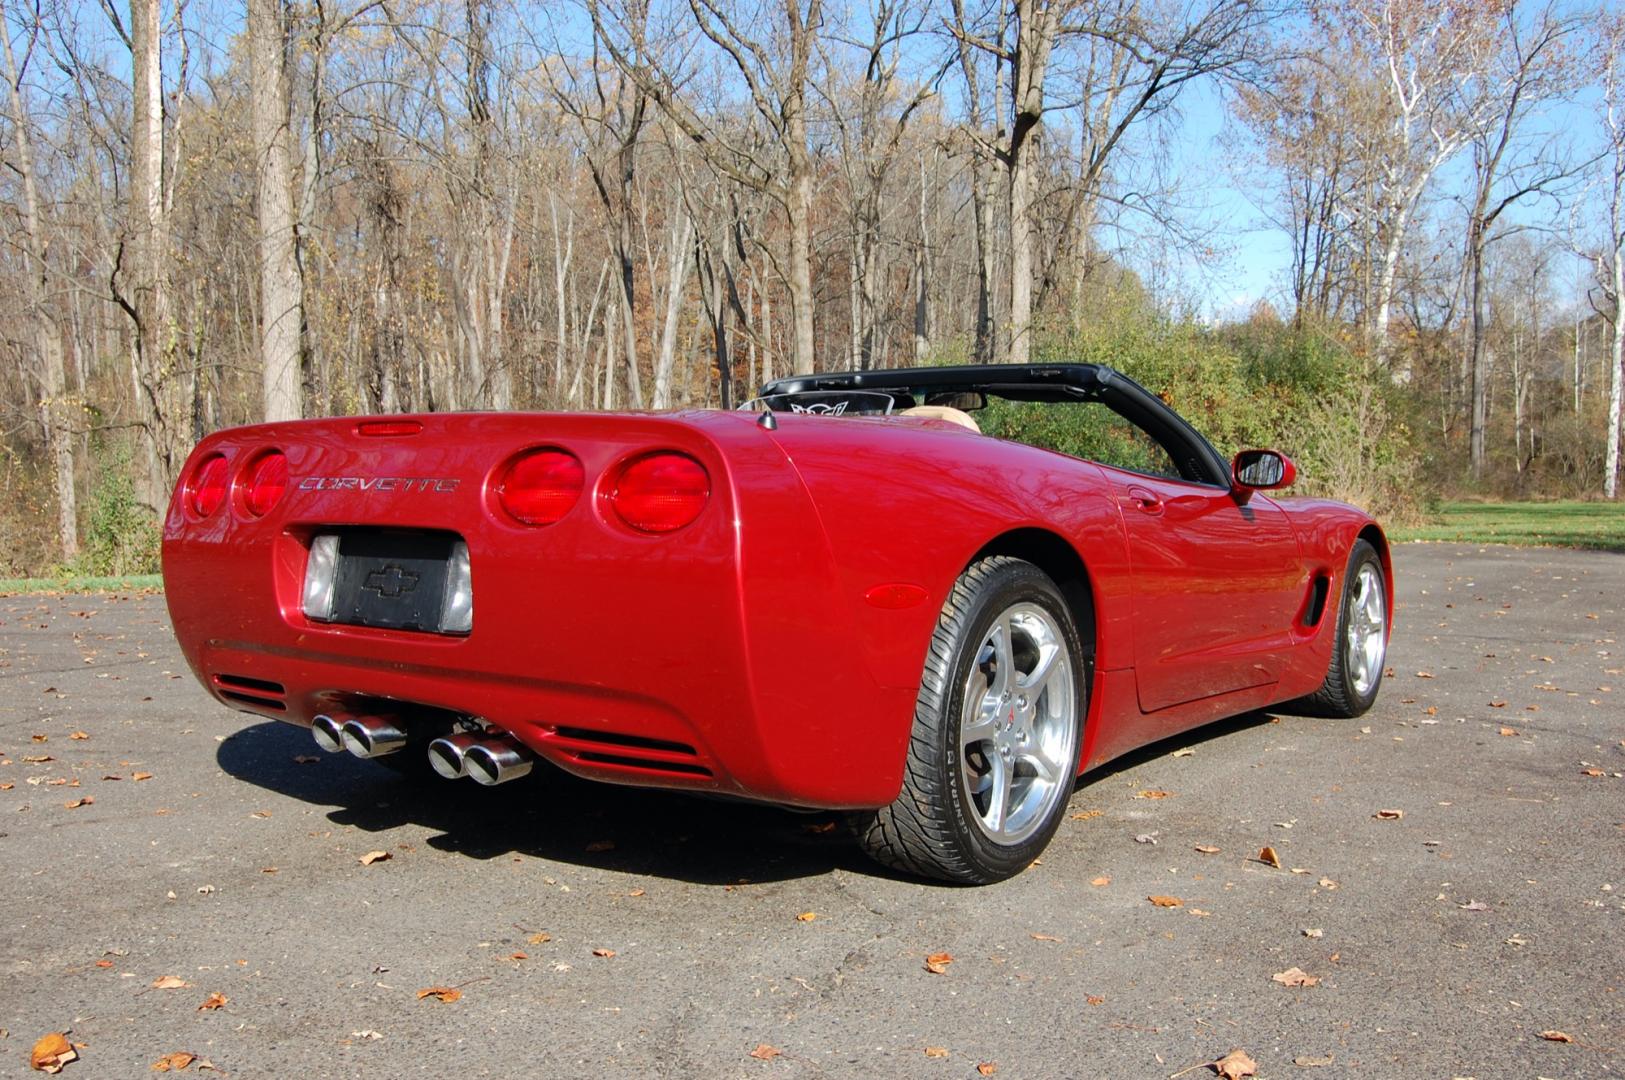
[1294,539,1387,718]
[853,556,1085,884]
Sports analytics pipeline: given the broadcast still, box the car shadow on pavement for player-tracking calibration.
[216,719,888,886]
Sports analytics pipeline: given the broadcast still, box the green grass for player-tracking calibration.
[0,574,164,595]
[1394,501,1625,553]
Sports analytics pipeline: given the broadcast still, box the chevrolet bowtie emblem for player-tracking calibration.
[362,565,420,598]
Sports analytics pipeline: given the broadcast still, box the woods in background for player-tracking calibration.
[2,0,1623,576]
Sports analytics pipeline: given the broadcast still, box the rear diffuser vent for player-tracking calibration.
[546,726,712,778]
[213,673,287,711]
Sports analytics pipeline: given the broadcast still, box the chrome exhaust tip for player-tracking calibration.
[311,713,348,754]
[427,734,481,780]
[339,715,408,758]
[464,737,534,786]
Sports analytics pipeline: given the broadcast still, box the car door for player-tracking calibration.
[1104,466,1304,713]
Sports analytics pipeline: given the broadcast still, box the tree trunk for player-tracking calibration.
[1,12,77,559]
[1608,252,1624,499]
[652,213,695,409]
[129,0,171,503]
[249,0,304,422]
[1005,0,1055,368]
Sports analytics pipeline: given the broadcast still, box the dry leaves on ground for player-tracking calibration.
[196,993,226,1011]
[1294,1054,1334,1067]
[1030,932,1060,942]
[923,1046,949,1058]
[132,772,153,781]
[1210,1049,1257,1079]
[1272,967,1319,987]
[1373,809,1404,820]
[1194,845,1220,854]
[1133,790,1172,799]
[592,948,617,958]
[1538,1030,1573,1042]
[30,1033,77,1074]
[527,932,552,944]
[416,987,461,1003]
[150,976,189,990]
[796,912,817,922]
[924,952,953,974]
[358,851,391,866]
[976,1063,997,1076]
[748,1044,782,1061]
[1257,846,1281,868]
[150,1052,195,1071]
[1147,895,1183,908]
[69,732,89,740]
[64,797,92,809]
[1090,876,1110,887]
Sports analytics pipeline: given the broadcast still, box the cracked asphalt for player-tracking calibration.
[1,543,1621,1079]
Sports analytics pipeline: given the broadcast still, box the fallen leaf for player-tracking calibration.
[1293,1054,1334,1067]
[584,840,615,853]
[1302,928,1324,939]
[1272,967,1320,987]
[65,797,93,809]
[1373,809,1404,820]
[31,734,47,742]
[22,755,52,763]
[1133,789,1172,799]
[0,782,12,790]
[1258,846,1282,868]
[592,948,616,958]
[1030,932,1060,942]
[196,993,227,1011]
[527,932,552,945]
[1069,808,1102,820]
[1211,1049,1258,1078]
[976,1064,997,1076]
[924,951,953,974]
[1488,700,1506,708]
[95,960,113,968]
[1147,895,1183,908]
[1458,900,1489,911]
[1188,908,1212,917]
[133,772,153,782]
[416,987,461,1003]
[1581,768,1605,777]
[293,755,320,765]
[507,951,527,961]
[1090,876,1110,887]
[1499,726,1519,736]
[1538,1030,1573,1042]
[151,975,189,989]
[358,851,392,866]
[1085,994,1105,1006]
[1415,671,1434,679]
[1134,832,1159,845]
[30,1032,77,1073]
[69,732,89,741]
[627,888,645,897]
[1194,845,1220,854]
[924,1046,949,1058]
[749,1044,781,1061]
[1318,877,1338,889]
[796,912,818,922]
[151,1051,195,1071]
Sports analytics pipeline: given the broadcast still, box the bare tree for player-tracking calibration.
[1,2,76,558]
[250,0,305,421]
[1591,12,1625,499]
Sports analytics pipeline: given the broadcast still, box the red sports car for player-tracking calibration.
[163,364,1391,883]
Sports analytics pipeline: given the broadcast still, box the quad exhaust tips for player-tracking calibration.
[429,733,533,786]
[311,712,408,758]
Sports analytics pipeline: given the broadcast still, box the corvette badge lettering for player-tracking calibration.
[298,476,460,493]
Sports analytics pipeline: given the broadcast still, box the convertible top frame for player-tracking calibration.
[760,363,1233,489]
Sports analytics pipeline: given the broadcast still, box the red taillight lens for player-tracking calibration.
[611,452,710,533]
[498,448,585,525]
[244,451,289,517]
[189,454,229,517]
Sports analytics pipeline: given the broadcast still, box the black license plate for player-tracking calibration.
[330,532,453,632]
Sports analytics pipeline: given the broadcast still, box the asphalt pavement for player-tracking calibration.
[1,543,1621,1079]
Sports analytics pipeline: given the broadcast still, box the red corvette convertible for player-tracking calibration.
[163,364,1391,883]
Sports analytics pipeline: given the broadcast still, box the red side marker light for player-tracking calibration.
[243,451,289,517]
[864,583,929,610]
[357,420,422,437]
[611,452,710,534]
[498,448,585,526]
[188,454,229,517]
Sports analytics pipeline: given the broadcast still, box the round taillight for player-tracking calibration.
[611,452,710,533]
[244,451,289,517]
[189,454,229,517]
[498,448,585,525]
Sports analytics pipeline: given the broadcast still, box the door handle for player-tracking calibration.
[1126,486,1164,515]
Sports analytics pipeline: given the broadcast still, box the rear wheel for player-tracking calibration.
[1297,539,1387,718]
[854,557,1084,884]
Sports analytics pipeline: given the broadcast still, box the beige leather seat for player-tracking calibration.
[898,405,981,433]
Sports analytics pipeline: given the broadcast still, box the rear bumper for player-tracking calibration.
[161,411,917,809]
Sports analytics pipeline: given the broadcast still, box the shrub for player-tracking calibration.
[74,448,161,577]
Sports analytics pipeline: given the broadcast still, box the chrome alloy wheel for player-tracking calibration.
[1345,562,1386,698]
[959,602,1078,845]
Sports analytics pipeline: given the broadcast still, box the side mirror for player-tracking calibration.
[1231,449,1296,501]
